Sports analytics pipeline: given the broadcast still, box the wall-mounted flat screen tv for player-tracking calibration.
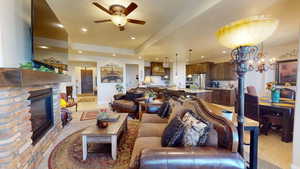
[32,0,68,70]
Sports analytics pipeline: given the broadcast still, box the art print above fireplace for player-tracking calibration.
[29,88,54,145]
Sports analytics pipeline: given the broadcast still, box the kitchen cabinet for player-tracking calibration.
[210,62,236,80]
[144,66,170,79]
[211,89,235,106]
[151,62,165,76]
[186,62,212,75]
[144,67,151,76]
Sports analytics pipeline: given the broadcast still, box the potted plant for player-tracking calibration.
[115,84,124,94]
[145,91,156,103]
[266,82,280,103]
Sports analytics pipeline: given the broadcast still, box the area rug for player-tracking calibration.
[48,120,139,169]
[80,111,98,121]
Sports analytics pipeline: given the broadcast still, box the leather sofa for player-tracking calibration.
[129,98,245,169]
[111,90,144,117]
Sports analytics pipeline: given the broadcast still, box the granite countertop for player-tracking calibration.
[206,87,235,91]
[167,87,213,93]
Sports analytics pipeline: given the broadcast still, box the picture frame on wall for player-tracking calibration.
[276,59,298,85]
[100,64,123,83]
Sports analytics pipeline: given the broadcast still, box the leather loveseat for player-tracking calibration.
[129,98,245,169]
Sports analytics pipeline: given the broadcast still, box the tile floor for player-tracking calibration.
[37,100,292,169]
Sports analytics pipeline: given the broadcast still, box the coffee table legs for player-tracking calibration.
[82,135,119,161]
[111,135,117,160]
[82,135,87,160]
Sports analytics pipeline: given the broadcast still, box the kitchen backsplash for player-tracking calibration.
[215,80,238,89]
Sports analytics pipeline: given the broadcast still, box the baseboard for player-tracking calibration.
[291,164,300,169]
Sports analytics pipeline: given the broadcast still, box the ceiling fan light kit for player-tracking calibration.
[92,2,146,31]
[111,14,127,27]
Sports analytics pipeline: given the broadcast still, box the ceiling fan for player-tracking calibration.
[92,1,146,31]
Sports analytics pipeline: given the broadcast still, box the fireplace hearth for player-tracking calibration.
[29,88,54,145]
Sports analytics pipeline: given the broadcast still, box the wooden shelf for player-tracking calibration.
[0,68,71,87]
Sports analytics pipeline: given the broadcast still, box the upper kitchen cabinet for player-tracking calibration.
[223,62,237,80]
[210,62,236,80]
[186,62,212,75]
[144,67,151,76]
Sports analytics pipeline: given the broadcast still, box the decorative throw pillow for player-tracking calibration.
[161,116,185,147]
[158,101,171,118]
[182,111,210,146]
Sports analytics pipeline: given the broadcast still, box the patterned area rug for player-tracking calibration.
[48,120,139,169]
[80,111,98,121]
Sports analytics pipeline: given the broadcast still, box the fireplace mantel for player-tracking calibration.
[0,68,71,87]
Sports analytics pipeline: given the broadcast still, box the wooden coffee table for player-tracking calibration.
[81,114,128,160]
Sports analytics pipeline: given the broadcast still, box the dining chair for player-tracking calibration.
[280,88,296,100]
[246,86,258,96]
[244,93,271,135]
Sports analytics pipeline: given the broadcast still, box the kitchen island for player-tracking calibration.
[167,87,213,102]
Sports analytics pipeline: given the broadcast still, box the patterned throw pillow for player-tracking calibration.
[161,116,185,147]
[182,111,209,146]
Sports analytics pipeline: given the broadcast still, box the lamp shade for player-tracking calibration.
[216,16,279,49]
[111,14,127,27]
[144,76,152,84]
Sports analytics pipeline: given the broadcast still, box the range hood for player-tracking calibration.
[150,62,165,76]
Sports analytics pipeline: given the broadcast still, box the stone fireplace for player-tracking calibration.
[0,69,70,169]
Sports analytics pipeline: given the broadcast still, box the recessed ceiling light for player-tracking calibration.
[112,53,116,56]
[39,46,49,49]
[222,50,227,54]
[55,23,64,28]
[130,36,136,40]
[138,56,142,59]
[201,56,205,58]
[81,28,88,32]
[78,50,83,54]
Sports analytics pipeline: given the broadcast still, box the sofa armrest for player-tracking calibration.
[139,147,245,169]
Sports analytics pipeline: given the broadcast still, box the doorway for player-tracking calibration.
[125,64,139,90]
[81,69,93,94]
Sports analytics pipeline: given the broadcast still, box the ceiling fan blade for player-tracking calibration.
[119,26,125,31]
[94,19,111,23]
[92,2,112,15]
[127,19,146,25]
[124,3,138,16]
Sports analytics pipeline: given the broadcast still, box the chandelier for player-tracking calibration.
[247,43,276,73]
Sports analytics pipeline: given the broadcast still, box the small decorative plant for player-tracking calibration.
[19,62,34,70]
[145,91,156,102]
[266,82,280,103]
[19,62,54,73]
[266,82,276,92]
[115,84,124,93]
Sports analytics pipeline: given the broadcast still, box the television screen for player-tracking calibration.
[32,0,68,70]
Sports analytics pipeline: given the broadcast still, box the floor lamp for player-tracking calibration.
[216,16,279,156]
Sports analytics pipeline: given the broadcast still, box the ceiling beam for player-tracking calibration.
[70,42,136,56]
[135,0,222,54]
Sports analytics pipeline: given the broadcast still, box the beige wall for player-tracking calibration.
[292,32,300,169]
[0,0,32,67]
